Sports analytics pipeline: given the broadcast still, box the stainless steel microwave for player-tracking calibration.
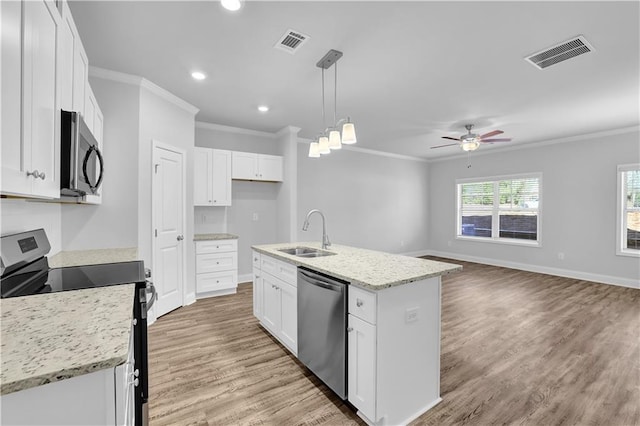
[60,110,103,196]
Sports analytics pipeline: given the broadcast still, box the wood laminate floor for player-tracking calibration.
[148,259,640,426]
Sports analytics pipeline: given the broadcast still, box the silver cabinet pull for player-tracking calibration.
[177,235,184,241]
[26,170,45,179]
[356,299,364,307]
[347,327,354,332]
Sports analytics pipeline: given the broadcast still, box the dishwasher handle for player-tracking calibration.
[299,270,344,293]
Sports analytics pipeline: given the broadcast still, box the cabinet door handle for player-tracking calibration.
[347,327,354,332]
[356,299,364,307]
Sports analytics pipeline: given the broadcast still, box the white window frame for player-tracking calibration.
[617,164,640,257]
[456,173,542,247]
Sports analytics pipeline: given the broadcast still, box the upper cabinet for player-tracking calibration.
[1,0,61,198]
[194,148,232,206]
[231,152,283,182]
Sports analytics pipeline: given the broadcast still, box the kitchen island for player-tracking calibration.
[252,242,461,426]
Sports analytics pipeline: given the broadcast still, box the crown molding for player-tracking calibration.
[195,121,277,139]
[276,126,302,137]
[89,66,199,116]
[297,138,428,162]
[428,125,640,163]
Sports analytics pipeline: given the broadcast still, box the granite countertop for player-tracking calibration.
[0,284,135,395]
[252,242,462,290]
[194,233,238,241]
[48,247,138,268]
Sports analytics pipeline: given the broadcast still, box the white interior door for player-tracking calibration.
[152,142,185,317]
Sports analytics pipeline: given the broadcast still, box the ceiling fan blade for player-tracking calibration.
[480,138,511,143]
[441,136,461,141]
[431,143,460,149]
[480,130,504,139]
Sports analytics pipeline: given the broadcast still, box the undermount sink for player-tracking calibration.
[278,246,336,258]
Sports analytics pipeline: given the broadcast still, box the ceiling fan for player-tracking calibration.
[431,124,511,151]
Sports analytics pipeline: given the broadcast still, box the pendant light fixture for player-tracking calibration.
[308,49,357,158]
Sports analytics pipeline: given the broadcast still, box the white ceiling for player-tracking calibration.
[69,1,639,159]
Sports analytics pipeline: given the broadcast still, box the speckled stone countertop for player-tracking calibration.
[1,284,135,395]
[252,242,461,290]
[48,247,138,268]
[194,233,238,241]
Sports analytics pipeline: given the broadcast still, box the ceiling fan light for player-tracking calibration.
[318,136,331,154]
[328,130,342,150]
[341,121,357,144]
[308,142,320,158]
[461,140,480,151]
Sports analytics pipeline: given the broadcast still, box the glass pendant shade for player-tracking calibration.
[341,121,357,144]
[461,140,480,151]
[328,130,342,150]
[308,142,320,158]
[318,136,331,154]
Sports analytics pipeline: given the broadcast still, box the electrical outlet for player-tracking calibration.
[447,240,452,247]
[405,307,419,323]
[400,240,405,247]
[558,252,565,260]
[252,213,259,221]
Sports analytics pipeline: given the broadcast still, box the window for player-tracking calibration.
[457,174,541,245]
[617,164,640,256]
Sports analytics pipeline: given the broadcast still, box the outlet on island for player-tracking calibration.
[252,213,259,221]
[405,307,419,323]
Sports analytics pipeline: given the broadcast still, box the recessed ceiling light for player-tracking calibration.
[257,105,269,113]
[191,71,206,81]
[221,0,242,11]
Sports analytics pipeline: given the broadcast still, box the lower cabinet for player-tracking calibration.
[1,324,136,426]
[347,313,376,421]
[195,239,238,298]
[252,251,297,355]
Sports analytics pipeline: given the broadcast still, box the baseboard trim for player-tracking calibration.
[401,249,432,257]
[426,250,640,289]
[238,273,252,284]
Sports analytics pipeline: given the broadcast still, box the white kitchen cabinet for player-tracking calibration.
[253,252,297,355]
[1,0,61,199]
[231,151,283,182]
[348,313,376,421]
[59,0,89,116]
[1,323,135,426]
[194,147,232,206]
[195,239,238,297]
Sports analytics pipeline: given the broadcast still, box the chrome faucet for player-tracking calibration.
[302,209,331,249]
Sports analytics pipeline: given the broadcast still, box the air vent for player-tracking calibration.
[525,35,594,69]
[274,29,310,54]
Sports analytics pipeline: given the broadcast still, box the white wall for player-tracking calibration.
[297,146,430,254]
[138,87,196,300]
[0,200,62,255]
[195,124,281,278]
[428,129,640,288]
[61,77,140,250]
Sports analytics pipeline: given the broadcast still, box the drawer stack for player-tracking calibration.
[195,239,238,297]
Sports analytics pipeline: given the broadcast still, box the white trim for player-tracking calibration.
[89,66,199,115]
[455,235,541,248]
[401,249,432,257]
[429,125,640,163]
[276,125,301,137]
[617,164,640,257]
[196,121,277,139]
[297,137,428,162]
[185,293,197,306]
[426,249,640,289]
[238,273,252,284]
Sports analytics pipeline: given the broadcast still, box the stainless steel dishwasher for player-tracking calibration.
[297,267,348,399]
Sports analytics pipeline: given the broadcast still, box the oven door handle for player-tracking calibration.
[145,282,157,311]
[82,145,104,194]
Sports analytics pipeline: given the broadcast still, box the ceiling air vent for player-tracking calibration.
[274,29,310,54]
[525,35,594,70]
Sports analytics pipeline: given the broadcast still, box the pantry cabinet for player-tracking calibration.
[231,152,283,182]
[1,0,61,199]
[194,148,232,206]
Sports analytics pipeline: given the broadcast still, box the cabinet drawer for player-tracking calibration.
[349,285,377,325]
[196,252,237,274]
[261,255,297,286]
[197,271,237,293]
[196,239,237,254]
[252,251,261,269]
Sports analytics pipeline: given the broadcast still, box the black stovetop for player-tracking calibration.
[0,257,145,298]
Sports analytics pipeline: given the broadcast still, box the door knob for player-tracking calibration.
[177,235,184,241]
[27,170,45,179]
